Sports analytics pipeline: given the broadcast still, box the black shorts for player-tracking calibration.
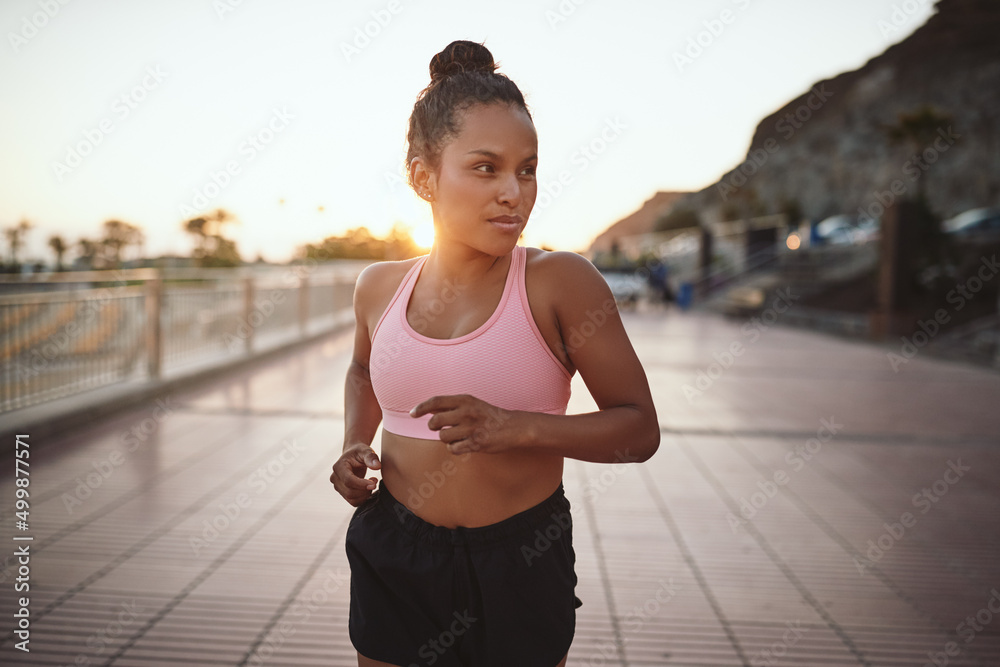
[345,479,582,667]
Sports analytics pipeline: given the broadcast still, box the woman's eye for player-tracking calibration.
[474,164,494,173]
[520,166,537,176]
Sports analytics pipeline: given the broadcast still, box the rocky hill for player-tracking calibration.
[587,191,690,254]
[670,0,1000,225]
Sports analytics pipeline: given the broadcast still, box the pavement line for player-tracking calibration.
[0,412,209,522]
[660,425,1000,447]
[236,511,351,666]
[638,464,750,667]
[0,418,322,647]
[173,405,343,419]
[679,438,873,667]
[103,449,332,665]
[728,434,992,667]
[22,422,249,553]
[575,459,628,667]
[763,437,998,606]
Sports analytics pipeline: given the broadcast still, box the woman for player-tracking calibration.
[330,40,659,667]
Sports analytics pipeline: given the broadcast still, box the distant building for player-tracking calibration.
[586,191,690,260]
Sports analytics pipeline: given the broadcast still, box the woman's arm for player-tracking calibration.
[411,251,660,463]
[331,263,385,505]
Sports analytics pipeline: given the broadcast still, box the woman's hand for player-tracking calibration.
[409,394,525,456]
[330,443,381,506]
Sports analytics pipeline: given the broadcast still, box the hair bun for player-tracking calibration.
[429,40,497,82]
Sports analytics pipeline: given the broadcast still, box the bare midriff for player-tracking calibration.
[379,429,564,529]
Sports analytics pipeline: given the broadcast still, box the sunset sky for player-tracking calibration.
[1,0,935,263]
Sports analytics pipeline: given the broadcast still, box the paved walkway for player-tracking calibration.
[1,307,999,666]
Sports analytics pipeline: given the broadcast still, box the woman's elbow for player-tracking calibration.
[636,425,660,462]
[631,405,660,463]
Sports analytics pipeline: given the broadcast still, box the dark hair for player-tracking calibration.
[405,40,532,188]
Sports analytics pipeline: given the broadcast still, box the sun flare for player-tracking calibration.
[412,222,435,249]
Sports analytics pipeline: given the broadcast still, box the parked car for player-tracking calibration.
[814,215,878,245]
[942,207,1000,237]
[600,271,648,308]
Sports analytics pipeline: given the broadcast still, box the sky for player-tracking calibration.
[1,0,936,263]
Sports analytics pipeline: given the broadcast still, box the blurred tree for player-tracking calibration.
[48,234,68,271]
[654,207,701,232]
[3,218,32,267]
[882,104,955,201]
[99,220,144,268]
[299,225,420,261]
[385,222,420,260]
[76,238,99,269]
[182,209,242,267]
[720,187,768,221]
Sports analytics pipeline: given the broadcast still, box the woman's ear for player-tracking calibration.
[410,157,436,202]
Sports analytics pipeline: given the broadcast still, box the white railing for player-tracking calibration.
[0,260,370,413]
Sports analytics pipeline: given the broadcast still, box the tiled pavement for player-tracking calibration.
[1,307,999,666]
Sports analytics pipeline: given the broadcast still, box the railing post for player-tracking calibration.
[299,275,309,338]
[243,275,255,354]
[145,271,163,379]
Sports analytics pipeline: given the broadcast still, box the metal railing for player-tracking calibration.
[0,261,369,413]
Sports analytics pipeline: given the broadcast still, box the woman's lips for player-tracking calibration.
[489,215,523,232]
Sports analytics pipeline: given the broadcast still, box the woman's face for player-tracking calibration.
[421,102,538,254]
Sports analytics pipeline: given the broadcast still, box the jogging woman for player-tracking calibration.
[330,40,660,667]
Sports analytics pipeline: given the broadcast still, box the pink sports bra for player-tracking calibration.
[369,244,573,439]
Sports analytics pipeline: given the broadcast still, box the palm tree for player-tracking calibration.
[3,219,32,267]
[100,220,144,268]
[182,208,241,267]
[77,238,99,269]
[48,234,68,271]
[882,104,955,201]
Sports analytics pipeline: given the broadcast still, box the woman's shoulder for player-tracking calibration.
[354,256,424,313]
[524,246,615,311]
[524,246,608,285]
